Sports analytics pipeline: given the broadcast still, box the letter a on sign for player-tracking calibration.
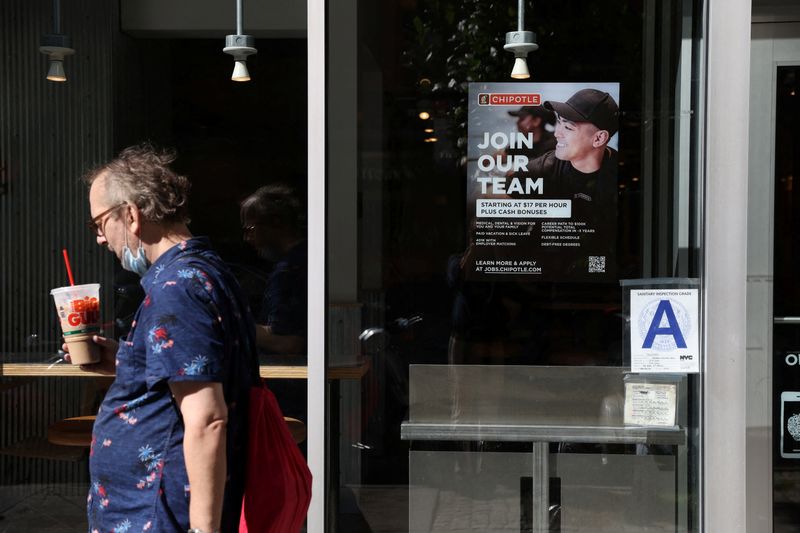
[630,288,700,373]
[642,300,687,349]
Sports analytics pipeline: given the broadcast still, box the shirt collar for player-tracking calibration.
[140,237,211,287]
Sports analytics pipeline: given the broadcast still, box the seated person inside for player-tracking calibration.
[241,184,307,356]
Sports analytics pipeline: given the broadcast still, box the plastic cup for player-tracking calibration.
[50,283,101,365]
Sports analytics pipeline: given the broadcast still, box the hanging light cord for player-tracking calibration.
[53,0,61,33]
[518,0,525,32]
[236,0,243,35]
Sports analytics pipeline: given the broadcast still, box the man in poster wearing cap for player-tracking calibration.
[528,87,619,182]
[526,88,620,278]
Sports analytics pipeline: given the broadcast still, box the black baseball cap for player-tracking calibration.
[544,89,619,136]
[508,106,555,125]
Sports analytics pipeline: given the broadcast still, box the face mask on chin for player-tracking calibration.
[121,225,150,276]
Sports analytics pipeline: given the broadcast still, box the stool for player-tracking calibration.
[47,416,95,447]
[284,417,307,444]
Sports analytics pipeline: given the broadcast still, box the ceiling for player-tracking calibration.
[121,0,306,38]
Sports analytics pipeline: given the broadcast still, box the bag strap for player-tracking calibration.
[179,250,261,384]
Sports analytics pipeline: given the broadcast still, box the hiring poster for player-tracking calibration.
[465,82,620,282]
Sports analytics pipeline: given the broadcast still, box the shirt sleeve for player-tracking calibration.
[142,267,226,389]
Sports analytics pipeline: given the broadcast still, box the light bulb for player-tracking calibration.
[418,111,431,120]
[40,34,74,83]
[511,57,530,79]
[232,60,250,82]
[47,59,66,82]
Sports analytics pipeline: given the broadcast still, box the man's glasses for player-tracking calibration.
[87,203,127,236]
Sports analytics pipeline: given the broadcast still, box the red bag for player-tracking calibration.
[239,381,312,533]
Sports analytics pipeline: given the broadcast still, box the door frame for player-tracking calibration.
[702,1,750,532]
[747,20,800,533]
[307,0,326,530]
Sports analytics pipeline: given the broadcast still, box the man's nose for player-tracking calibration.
[96,234,107,247]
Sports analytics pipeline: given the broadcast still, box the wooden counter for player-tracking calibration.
[0,357,370,380]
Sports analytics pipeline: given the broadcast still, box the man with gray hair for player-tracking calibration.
[72,143,258,533]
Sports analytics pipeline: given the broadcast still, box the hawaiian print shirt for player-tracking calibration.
[88,238,258,533]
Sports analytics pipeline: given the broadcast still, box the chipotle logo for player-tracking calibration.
[478,93,541,106]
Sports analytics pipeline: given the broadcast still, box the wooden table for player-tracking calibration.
[0,356,369,458]
[0,358,370,380]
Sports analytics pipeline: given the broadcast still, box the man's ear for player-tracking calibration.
[127,204,143,237]
[593,129,610,148]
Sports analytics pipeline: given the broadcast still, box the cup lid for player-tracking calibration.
[50,283,101,295]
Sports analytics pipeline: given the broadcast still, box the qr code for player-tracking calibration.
[588,256,606,273]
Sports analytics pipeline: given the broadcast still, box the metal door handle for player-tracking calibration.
[774,317,800,324]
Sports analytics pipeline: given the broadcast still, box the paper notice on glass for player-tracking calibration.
[624,382,678,427]
[630,288,700,373]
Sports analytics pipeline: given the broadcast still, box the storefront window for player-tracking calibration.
[326,0,704,530]
[0,2,308,528]
[773,64,800,529]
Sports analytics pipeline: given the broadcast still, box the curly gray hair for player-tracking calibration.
[83,143,191,224]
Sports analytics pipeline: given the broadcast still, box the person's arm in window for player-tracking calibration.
[255,324,306,354]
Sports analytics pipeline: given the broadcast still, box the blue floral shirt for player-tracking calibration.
[88,238,258,533]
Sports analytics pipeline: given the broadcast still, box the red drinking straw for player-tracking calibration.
[62,248,75,286]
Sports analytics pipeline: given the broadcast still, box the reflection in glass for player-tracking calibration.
[327,0,703,531]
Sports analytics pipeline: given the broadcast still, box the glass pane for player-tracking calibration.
[326,0,704,531]
[0,4,308,529]
[773,65,800,530]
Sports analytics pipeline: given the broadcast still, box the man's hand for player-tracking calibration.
[62,335,118,375]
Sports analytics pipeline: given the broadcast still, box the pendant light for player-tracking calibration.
[39,0,74,83]
[504,0,538,80]
[223,0,257,82]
